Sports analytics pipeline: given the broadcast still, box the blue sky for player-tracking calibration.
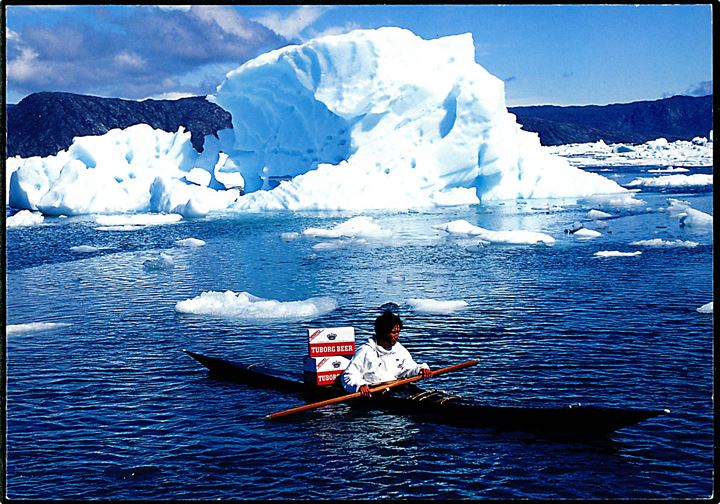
[4,4,713,106]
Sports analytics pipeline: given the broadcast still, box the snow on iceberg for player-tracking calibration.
[434,219,555,245]
[175,290,337,320]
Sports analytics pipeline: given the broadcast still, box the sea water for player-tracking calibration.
[4,164,713,499]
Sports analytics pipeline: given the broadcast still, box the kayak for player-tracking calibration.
[183,349,668,436]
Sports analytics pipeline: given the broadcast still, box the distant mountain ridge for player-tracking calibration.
[509,94,712,145]
[5,92,232,158]
[4,92,712,158]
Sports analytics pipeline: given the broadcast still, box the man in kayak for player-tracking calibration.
[341,311,432,396]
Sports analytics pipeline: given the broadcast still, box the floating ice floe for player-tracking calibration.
[6,322,72,335]
[549,135,713,168]
[70,245,110,253]
[96,213,183,227]
[629,239,698,248]
[6,209,44,227]
[311,238,368,250]
[175,290,337,319]
[572,228,602,239]
[594,250,642,258]
[586,209,613,219]
[303,216,392,239]
[175,238,206,247]
[407,298,469,314]
[625,174,713,189]
[665,199,713,228]
[647,167,690,173]
[434,219,555,245]
[696,301,713,314]
[280,232,301,241]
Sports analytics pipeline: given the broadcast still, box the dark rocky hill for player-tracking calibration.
[509,94,712,145]
[4,92,712,158]
[5,92,232,158]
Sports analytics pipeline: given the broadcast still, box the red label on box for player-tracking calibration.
[308,341,356,357]
[304,370,343,386]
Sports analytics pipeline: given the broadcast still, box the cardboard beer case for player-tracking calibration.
[303,355,350,386]
[307,327,356,358]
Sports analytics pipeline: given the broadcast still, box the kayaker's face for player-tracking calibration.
[379,324,401,349]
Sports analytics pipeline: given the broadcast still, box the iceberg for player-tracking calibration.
[7,28,628,217]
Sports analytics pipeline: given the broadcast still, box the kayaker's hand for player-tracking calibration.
[359,384,371,397]
[420,368,432,380]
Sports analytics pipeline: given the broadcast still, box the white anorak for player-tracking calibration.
[340,337,429,393]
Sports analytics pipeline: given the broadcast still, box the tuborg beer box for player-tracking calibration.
[303,355,351,386]
[307,327,356,358]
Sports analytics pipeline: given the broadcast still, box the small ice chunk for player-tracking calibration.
[586,209,612,219]
[175,290,337,320]
[6,210,44,228]
[629,239,698,248]
[697,301,713,314]
[594,250,642,258]
[573,228,602,239]
[406,298,468,314]
[175,238,206,247]
[143,252,175,270]
[6,322,72,335]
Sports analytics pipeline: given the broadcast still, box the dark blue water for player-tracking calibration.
[4,165,714,499]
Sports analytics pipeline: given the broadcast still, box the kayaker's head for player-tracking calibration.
[375,311,403,350]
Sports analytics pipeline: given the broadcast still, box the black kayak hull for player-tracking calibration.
[183,350,667,436]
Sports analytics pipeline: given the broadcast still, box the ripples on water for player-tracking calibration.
[5,177,714,499]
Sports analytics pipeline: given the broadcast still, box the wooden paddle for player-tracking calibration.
[265,359,478,421]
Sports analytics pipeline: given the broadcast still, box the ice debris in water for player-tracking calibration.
[303,216,392,239]
[406,298,469,314]
[594,250,642,258]
[665,199,713,228]
[629,239,698,248]
[143,253,175,270]
[175,238,206,247]
[696,302,713,314]
[6,322,72,335]
[434,219,555,245]
[175,290,337,320]
[626,174,713,188]
[6,210,44,227]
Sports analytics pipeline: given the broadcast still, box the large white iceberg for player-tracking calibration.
[7,27,626,217]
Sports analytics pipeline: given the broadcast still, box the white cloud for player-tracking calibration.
[7,47,42,81]
[189,5,257,40]
[114,51,146,69]
[253,5,330,40]
[307,21,362,39]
